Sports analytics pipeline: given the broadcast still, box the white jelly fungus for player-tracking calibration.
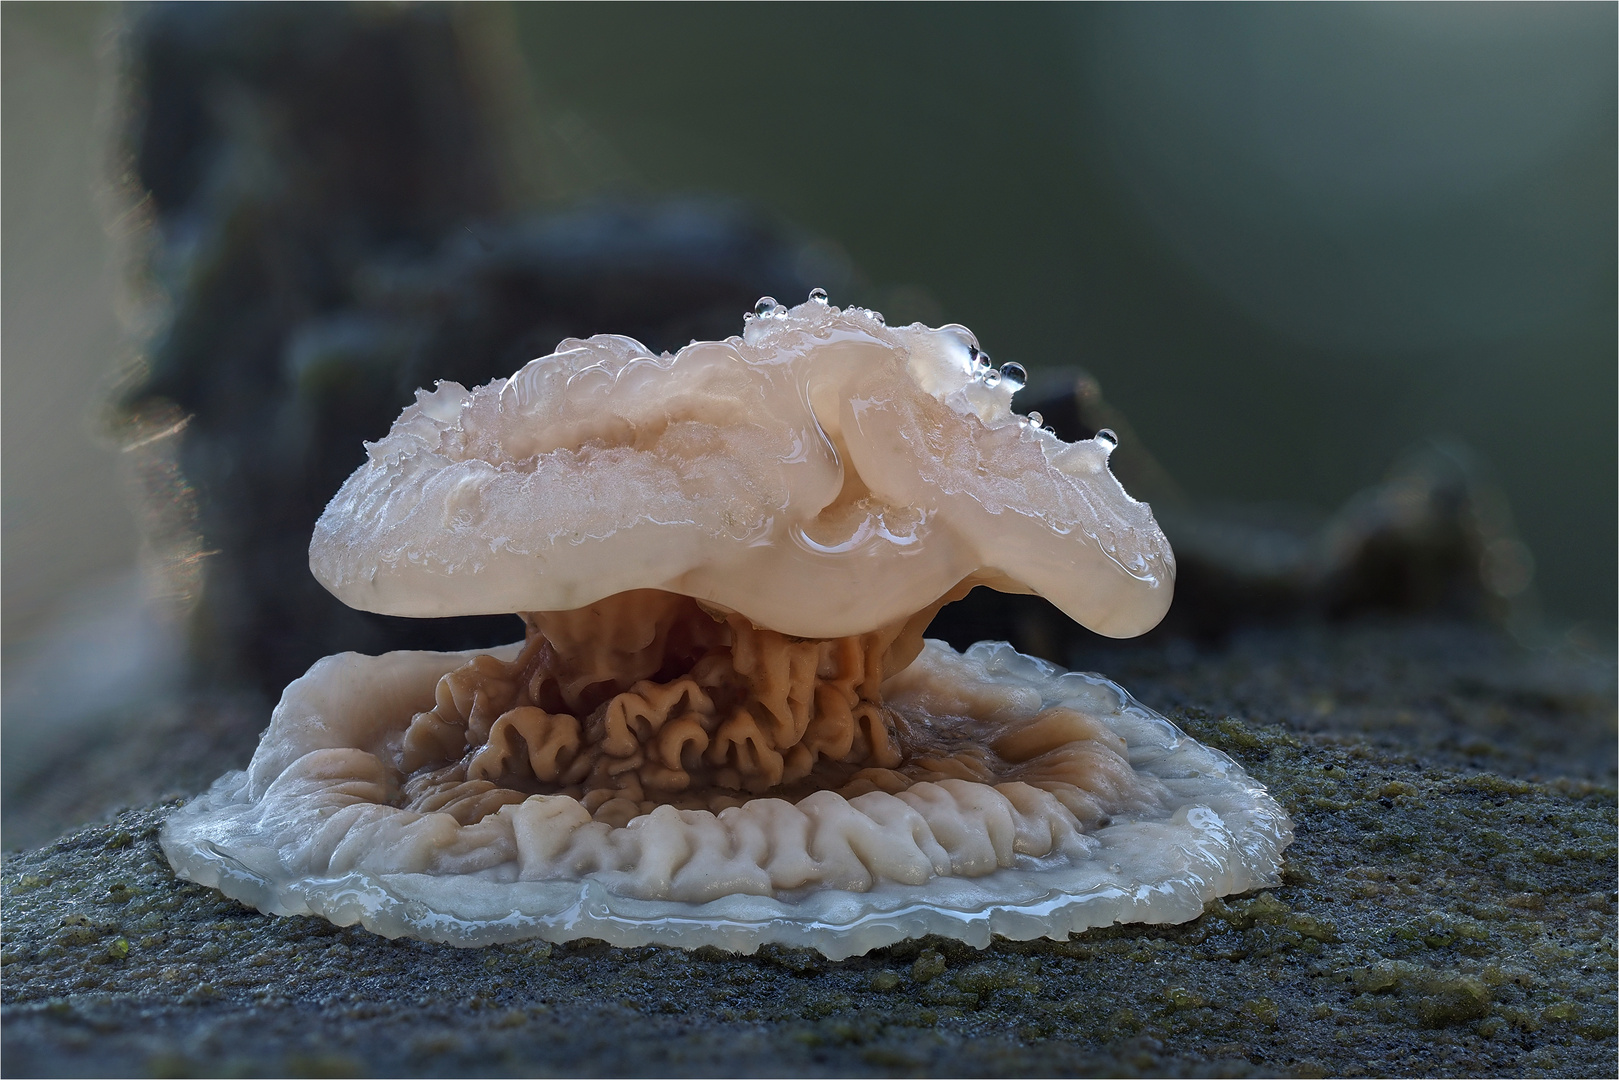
[163,295,1292,957]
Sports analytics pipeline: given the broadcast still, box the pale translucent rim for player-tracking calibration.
[162,641,1293,960]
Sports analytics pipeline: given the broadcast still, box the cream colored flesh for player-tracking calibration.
[309,302,1174,639]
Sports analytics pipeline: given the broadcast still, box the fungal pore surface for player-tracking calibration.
[163,296,1292,958]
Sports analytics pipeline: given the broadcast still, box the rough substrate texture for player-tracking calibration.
[3,619,1614,1078]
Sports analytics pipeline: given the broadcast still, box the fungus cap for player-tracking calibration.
[310,300,1174,639]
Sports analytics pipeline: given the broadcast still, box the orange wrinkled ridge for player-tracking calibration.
[399,588,1151,828]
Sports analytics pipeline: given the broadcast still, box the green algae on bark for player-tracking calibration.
[4,689,1613,1078]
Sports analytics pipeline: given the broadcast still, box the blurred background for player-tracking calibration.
[3,2,1614,847]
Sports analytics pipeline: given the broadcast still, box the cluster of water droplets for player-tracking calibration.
[744,295,789,323]
[745,289,894,331]
[954,333,1027,397]
[958,345,1119,449]
[734,291,1118,452]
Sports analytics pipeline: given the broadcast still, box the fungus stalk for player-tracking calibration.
[399,582,1143,833]
[405,592,925,816]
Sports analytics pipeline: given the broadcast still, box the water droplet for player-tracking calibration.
[869,309,885,325]
[1096,428,1119,448]
[1026,410,1044,428]
[982,369,1001,388]
[755,296,780,317]
[809,287,829,304]
[940,323,980,351]
[970,348,993,374]
[998,362,1027,391]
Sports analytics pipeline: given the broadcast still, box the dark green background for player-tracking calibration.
[511,3,1617,628]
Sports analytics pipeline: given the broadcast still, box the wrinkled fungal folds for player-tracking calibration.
[162,296,1293,956]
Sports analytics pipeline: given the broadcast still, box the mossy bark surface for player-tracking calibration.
[3,620,1614,1078]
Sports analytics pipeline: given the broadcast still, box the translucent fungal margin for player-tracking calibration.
[162,639,1292,959]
